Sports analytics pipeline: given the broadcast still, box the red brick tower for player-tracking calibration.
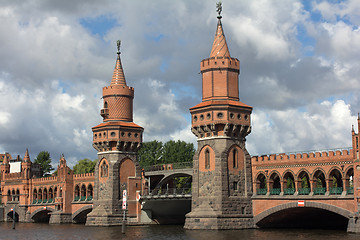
[185,3,254,229]
[86,41,143,226]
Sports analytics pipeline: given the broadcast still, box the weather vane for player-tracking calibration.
[117,40,121,55]
[216,1,222,17]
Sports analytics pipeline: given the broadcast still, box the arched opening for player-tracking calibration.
[104,101,108,109]
[33,189,37,204]
[49,187,53,202]
[11,189,15,201]
[232,149,238,169]
[31,208,53,223]
[72,206,93,224]
[329,169,343,195]
[7,189,11,202]
[269,172,281,195]
[313,170,326,195]
[54,187,57,198]
[298,171,310,195]
[345,168,354,194]
[100,161,109,177]
[256,205,349,230]
[43,188,48,203]
[7,211,19,222]
[80,185,86,201]
[256,173,267,195]
[87,184,93,201]
[15,189,20,201]
[205,149,210,169]
[283,172,295,195]
[38,189,42,203]
[74,185,80,201]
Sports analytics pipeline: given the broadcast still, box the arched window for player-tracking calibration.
[81,185,86,201]
[33,189,37,201]
[101,161,109,177]
[104,101,108,109]
[87,184,93,200]
[205,149,210,169]
[7,189,11,201]
[16,189,20,201]
[74,185,80,201]
[233,149,238,169]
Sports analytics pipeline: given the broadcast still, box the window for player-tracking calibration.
[104,101,108,108]
[205,149,210,169]
[233,149,238,169]
[101,161,109,177]
[233,181,238,191]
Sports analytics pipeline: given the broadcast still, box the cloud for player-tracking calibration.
[0,0,358,168]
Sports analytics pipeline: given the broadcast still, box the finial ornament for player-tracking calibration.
[117,40,121,55]
[216,1,222,17]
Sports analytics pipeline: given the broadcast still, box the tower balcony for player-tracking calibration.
[100,108,109,118]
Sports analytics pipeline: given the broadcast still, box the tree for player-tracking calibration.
[73,158,97,174]
[34,151,54,177]
[138,140,163,168]
[162,140,195,164]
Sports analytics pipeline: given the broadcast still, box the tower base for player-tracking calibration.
[85,205,124,226]
[184,202,254,230]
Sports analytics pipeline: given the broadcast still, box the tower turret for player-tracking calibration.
[87,41,143,226]
[185,2,254,230]
[21,148,32,179]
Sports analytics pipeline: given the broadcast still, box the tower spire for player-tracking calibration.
[23,148,31,162]
[110,40,127,86]
[210,2,230,58]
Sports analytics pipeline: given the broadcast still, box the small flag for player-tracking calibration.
[298,200,305,207]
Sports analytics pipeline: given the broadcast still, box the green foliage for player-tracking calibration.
[332,176,338,188]
[139,140,195,168]
[73,158,97,174]
[138,140,163,167]
[162,140,195,164]
[316,178,323,188]
[34,151,54,177]
[173,176,192,190]
[286,177,294,189]
[301,176,309,189]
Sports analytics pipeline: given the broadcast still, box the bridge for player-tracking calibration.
[1,146,359,231]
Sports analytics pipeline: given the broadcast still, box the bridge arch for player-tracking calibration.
[154,172,192,190]
[72,205,93,224]
[254,201,351,229]
[30,207,55,223]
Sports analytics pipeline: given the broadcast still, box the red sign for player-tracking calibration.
[122,190,127,210]
[298,200,305,207]
[10,208,13,211]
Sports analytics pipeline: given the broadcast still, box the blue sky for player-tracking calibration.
[0,0,359,167]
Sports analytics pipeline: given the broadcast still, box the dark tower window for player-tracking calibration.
[233,149,238,169]
[104,101,108,108]
[205,149,210,169]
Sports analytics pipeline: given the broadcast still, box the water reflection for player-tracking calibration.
[0,223,358,240]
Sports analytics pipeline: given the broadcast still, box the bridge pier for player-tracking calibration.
[49,211,72,224]
[347,213,360,233]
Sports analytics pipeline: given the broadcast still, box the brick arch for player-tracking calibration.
[296,168,311,180]
[268,170,282,182]
[254,201,352,225]
[327,166,343,179]
[311,167,326,178]
[30,207,56,220]
[254,171,267,182]
[282,169,296,180]
[72,205,93,222]
[199,145,215,172]
[344,166,353,176]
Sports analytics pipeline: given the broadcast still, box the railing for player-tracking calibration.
[74,196,80,201]
[80,196,86,201]
[256,188,267,195]
[329,187,343,195]
[143,162,193,172]
[269,188,281,195]
[313,187,326,195]
[87,196,93,201]
[148,187,191,196]
[347,187,354,195]
[74,195,93,201]
[298,188,311,195]
[284,188,295,195]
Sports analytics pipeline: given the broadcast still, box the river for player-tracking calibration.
[0,223,358,240]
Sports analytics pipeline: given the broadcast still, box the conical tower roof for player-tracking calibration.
[23,148,31,163]
[210,16,230,58]
[110,40,127,86]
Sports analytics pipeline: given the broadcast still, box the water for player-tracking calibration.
[0,223,358,240]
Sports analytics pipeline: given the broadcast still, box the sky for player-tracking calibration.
[0,0,359,168]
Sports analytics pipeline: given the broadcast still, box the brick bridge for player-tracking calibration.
[1,141,359,230]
